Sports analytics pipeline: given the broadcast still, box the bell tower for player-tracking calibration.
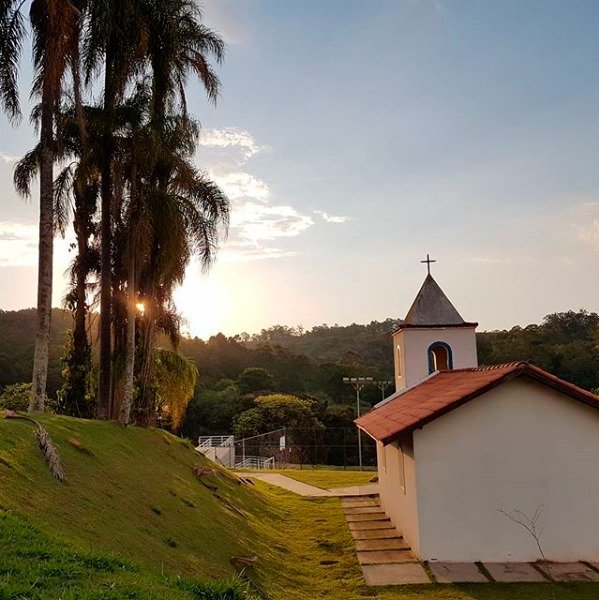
[393,258,478,392]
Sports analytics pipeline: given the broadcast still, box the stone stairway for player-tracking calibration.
[342,495,599,586]
[341,495,430,585]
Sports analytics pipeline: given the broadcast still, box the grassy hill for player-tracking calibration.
[0,413,283,598]
[2,413,597,600]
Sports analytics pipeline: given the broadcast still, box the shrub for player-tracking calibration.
[0,383,32,411]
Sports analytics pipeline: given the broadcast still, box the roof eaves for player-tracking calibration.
[520,363,599,410]
[392,322,479,334]
[376,366,526,445]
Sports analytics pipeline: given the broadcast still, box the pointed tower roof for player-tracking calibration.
[400,274,477,329]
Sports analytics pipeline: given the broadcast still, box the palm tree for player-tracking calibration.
[14,103,102,417]
[85,0,225,420]
[143,0,224,128]
[126,0,225,424]
[0,0,83,411]
[84,0,149,418]
[154,348,198,432]
[132,116,229,425]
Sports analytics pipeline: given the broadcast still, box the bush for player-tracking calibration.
[0,383,32,411]
[238,367,274,393]
[232,394,322,438]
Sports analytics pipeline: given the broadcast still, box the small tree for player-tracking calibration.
[56,331,96,418]
[232,394,321,438]
[154,349,198,433]
[238,367,274,393]
[0,383,33,411]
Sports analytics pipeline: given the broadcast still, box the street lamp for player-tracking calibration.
[343,377,373,470]
[373,380,392,402]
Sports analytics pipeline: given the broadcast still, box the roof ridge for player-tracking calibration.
[402,274,467,327]
[442,361,527,373]
[356,361,599,445]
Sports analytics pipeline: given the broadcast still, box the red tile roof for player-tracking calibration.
[355,362,599,445]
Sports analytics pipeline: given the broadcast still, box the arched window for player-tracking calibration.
[428,341,453,373]
[396,345,402,376]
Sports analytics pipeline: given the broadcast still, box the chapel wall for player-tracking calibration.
[377,434,420,554]
[412,378,599,562]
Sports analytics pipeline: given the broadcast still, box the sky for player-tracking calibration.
[0,0,598,339]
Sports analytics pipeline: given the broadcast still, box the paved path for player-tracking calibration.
[234,472,379,497]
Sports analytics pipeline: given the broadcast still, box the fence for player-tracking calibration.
[233,427,376,469]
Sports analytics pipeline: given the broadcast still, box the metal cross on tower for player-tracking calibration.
[421,253,436,275]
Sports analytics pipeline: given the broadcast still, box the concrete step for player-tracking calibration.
[342,502,380,510]
[362,563,430,585]
[348,520,393,531]
[345,513,389,522]
[539,562,599,582]
[355,538,410,552]
[341,497,379,507]
[484,562,547,583]
[351,528,404,540]
[429,562,489,583]
[357,549,418,565]
[343,506,384,515]
[340,496,378,506]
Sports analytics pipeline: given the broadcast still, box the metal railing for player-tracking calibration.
[234,456,275,470]
[196,435,234,449]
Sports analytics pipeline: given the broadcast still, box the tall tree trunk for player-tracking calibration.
[120,251,136,425]
[97,50,116,419]
[72,188,88,371]
[71,46,90,406]
[30,79,54,412]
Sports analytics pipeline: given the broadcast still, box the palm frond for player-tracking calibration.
[13,147,41,197]
[0,2,25,122]
[53,164,75,236]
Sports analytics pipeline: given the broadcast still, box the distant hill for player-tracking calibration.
[1,308,598,395]
[242,320,401,371]
[0,308,72,394]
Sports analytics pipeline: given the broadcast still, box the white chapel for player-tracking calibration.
[356,267,599,563]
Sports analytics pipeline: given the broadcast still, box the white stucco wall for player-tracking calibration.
[413,378,599,562]
[393,327,478,391]
[377,434,420,555]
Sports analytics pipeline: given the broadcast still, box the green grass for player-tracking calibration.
[1,413,597,599]
[0,510,250,599]
[250,481,598,600]
[0,415,273,581]
[265,468,375,489]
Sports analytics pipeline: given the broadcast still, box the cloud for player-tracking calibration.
[214,171,270,202]
[0,151,19,164]
[0,221,76,271]
[314,210,352,224]
[199,129,329,261]
[469,256,512,264]
[576,218,599,246]
[232,202,314,243]
[0,222,38,266]
[200,1,251,45]
[572,202,599,248]
[221,240,297,262]
[200,128,265,159]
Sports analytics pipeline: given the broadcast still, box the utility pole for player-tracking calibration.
[374,379,392,402]
[343,377,373,470]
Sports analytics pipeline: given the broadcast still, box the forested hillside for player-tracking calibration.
[0,308,597,399]
[0,309,72,394]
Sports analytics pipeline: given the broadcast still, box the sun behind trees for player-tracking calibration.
[0,0,228,425]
